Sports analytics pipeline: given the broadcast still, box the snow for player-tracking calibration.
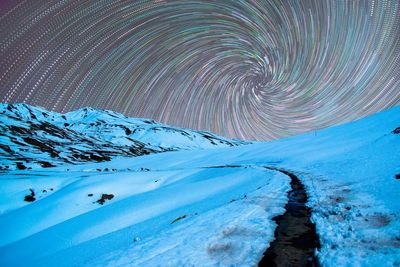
[61,106,252,150]
[0,103,250,170]
[0,166,289,266]
[0,104,400,266]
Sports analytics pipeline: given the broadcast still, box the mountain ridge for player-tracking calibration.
[0,103,251,170]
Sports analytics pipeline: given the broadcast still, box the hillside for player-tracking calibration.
[0,104,250,170]
[0,105,399,266]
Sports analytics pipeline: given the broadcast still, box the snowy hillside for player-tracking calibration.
[0,105,399,266]
[0,104,250,170]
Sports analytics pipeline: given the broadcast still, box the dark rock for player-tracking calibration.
[0,144,13,153]
[124,127,132,135]
[16,162,27,170]
[24,195,35,202]
[38,161,56,168]
[171,215,187,224]
[96,193,114,205]
[24,189,36,202]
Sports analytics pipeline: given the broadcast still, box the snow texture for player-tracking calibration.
[0,104,399,266]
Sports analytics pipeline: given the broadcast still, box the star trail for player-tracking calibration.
[1,0,399,140]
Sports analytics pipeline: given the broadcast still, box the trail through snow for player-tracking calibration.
[259,168,320,266]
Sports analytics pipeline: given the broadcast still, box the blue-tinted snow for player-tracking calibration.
[0,104,399,266]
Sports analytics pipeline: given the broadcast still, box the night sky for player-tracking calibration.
[1,0,399,140]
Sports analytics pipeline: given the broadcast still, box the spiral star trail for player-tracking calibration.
[0,0,399,140]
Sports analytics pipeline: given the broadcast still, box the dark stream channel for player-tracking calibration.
[258,168,320,267]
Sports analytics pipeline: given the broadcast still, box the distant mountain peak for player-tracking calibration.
[0,103,251,170]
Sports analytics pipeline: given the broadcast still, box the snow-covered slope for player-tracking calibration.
[0,104,250,170]
[0,105,399,267]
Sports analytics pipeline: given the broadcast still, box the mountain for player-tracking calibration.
[0,103,250,170]
[0,104,399,267]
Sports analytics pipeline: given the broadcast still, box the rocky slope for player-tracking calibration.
[0,104,250,170]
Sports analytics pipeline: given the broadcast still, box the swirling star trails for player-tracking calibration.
[0,0,399,140]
